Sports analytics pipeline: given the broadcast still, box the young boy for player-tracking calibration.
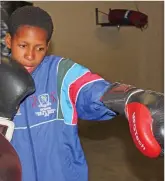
[2,5,163,181]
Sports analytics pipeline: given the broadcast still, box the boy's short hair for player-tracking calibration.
[8,6,54,42]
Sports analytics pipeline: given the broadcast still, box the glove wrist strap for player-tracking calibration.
[0,117,15,142]
[101,82,143,115]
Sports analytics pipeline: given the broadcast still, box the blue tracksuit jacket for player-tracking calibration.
[11,55,116,181]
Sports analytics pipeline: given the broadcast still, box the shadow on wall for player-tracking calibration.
[94,27,122,50]
[78,117,164,181]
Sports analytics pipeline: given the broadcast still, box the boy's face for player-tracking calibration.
[5,25,49,73]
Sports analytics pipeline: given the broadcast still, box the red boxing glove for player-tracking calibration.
[102,83,164,158]
[125,89,164,158]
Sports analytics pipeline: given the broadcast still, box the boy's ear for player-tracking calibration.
[5,33,12,49]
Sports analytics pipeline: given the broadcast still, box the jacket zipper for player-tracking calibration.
[24,101,39,181]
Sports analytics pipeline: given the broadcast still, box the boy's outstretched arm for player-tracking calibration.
[59,58,164,159]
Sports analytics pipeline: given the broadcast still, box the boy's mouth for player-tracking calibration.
[24,66,34,73]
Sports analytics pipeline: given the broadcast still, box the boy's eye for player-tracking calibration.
[37,47,45,51]
[19,44,26,48]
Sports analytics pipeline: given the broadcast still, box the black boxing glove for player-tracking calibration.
[101,82,164,158]
[0,56,35,142]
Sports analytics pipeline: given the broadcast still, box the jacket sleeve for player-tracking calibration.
[58,58,117,125]
[75,70,117,121]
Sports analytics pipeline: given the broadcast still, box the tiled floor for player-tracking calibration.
[78,116,164,181]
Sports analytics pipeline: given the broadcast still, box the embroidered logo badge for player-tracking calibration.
[35,93,56,117]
